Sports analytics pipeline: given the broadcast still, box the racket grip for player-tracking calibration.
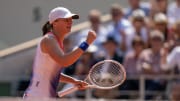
[58,86,78,97]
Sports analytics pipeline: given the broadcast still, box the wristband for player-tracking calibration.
[79,41,89,51]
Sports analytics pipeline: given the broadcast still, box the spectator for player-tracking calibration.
[149,0,168,18]
[138,30,166,74]
[153,13,172,41]
[163,20,180,52]
[124,36,145,76]
[107,4,135,53]
[161,46,180,74]
[130,9,149,44]
[161,45,180,101]
[172,20,180,46]
[75,9,108,48]
[125,0,150,19]
[101,36,124,63]
[91,37,123,99]
[167,0,180,26]
[120,36,145,99]
[93,37,122,99]
[137,30,167,99]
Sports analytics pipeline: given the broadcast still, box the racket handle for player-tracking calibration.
[58,86,78,97]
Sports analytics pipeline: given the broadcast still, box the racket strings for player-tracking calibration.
[89,60,126,89]
[106,63,123,84]
[110,63,125,84]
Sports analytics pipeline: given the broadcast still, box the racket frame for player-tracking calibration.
[58,60,126,97]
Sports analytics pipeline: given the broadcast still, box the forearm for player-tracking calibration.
[45,30,96,67]
[61,48,84,67]
[59,73,78,84]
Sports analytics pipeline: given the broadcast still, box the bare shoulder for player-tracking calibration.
[41,34,56,44]
[40,34,56,53]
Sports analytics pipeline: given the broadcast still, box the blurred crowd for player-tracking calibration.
[59,0,180,100]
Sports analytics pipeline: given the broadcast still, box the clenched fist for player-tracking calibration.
[86,30,97,45]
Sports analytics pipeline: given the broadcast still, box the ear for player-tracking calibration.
[52,22,57,28]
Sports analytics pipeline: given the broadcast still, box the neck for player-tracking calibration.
[52,29,65,43]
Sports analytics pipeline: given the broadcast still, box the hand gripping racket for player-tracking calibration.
[58,60,126,97]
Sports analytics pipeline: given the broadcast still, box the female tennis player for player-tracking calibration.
[23,7,96,98]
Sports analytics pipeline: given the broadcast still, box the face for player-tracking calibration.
[111,9,121,22]
[155,0,168,12]
[133,19,144,30]
[133,42,144,53]
[104,41,117,54]
[155,22,167,33]
[128,0,140,8]
[150,37,163,51]
[52,17,73,34]
[89,16,100,27]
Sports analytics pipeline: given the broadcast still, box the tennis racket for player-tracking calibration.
[58,60,126,97]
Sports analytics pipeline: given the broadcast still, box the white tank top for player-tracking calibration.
[25,33,63,98]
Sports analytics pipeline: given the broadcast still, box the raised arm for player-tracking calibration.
[41,31,96,67]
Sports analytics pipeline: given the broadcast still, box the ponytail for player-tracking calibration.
[42,21,52,36]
